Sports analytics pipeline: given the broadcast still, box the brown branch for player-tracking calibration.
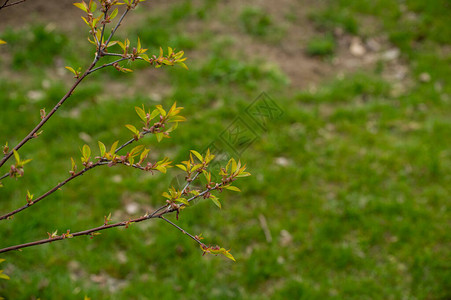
[0,172,8,181]
[104,5,132,48]
[0,0,26,10]
[87,57,129,74]
[160,216,205,246]
[0,2,137,170]
[0,129,156,220]
[0,61,98,170]
[0,182,221,254]
[0,161,102,221]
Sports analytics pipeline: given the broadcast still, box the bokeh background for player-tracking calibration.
[0,0,450,299]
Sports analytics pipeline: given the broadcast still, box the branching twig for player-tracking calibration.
[0,0,26,10]
[0,182,222,254]
[0,161,102,220]
[0,2,137,170]
[0,129,151,220]
[160,216,204,246]
[0,61,97,169]
[96,11,109,60]
[104,5,132,48]
[87,57,129,74]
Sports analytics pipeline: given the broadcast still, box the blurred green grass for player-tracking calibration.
[0,0,450,299]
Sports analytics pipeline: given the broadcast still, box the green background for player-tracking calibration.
[0,0,450,298]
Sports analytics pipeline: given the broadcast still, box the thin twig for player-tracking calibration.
[96,11,109,60]
[0,0,26,10]
[0,2,138,169]
[0,60,98,169]
[87,57,129,74]
[102,52,126,58]
[160,216,204,245]
[0,130,152,220]
[104,6,131,48]
[0,162,102,221]
[0,183,222,253]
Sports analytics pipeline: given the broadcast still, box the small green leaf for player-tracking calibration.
[149,109,160,120]
[191,164,203,172]
[155,105,166,117]
[154,165,166,173]
[222,250,236,262]
[135,106,146,122]
[13,150,20,164]
[176,164,187,171]
[137,37,142,51]
[224,185,241,192]
[139,148,150,163]
[0,271,10,280]
[65,66,77,76]
[73,2,88,13]
[110,141,119,154]
[82,144,91,160]
[155,132,164,142]
[176,197,189,206]
[210,195,221,209]
[125,124,139,135]
[20,159,32,166]
[190,150,203,162]
[130,145,145,157]
[178,62,189,70]
[109,7,119,20]
[98,141,106,157]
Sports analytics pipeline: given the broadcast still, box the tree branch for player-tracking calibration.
[0,0,26,10]
[0,172,8,181]
[87,57,129,74]
[0,61,97,169]
[0,129,153,220]
[0,2,139,169]
[104,6,131,48]
[160,216,204,246]
[0,161,102,221]
[0,182,222,254]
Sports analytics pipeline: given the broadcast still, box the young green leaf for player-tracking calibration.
[176,197,189,206]
[65,66,77,76]
[155,105,166,117]
[130,145,145,157]
[73,1,88,13]
[155,132,164,142]
[190,150,203,162]
[125,124,139,136]
[13,150,20,164]
[109,8,119,20]
[210,195,221,208]
[0,270,10,280]
[176,164,187,171]
[135,106,146,122]
[110,141,119,154]
[139,148,150,163]
[82,144,91,160]
[224,185,241,192]
[149,109,160,120]
[98,141,106,157]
